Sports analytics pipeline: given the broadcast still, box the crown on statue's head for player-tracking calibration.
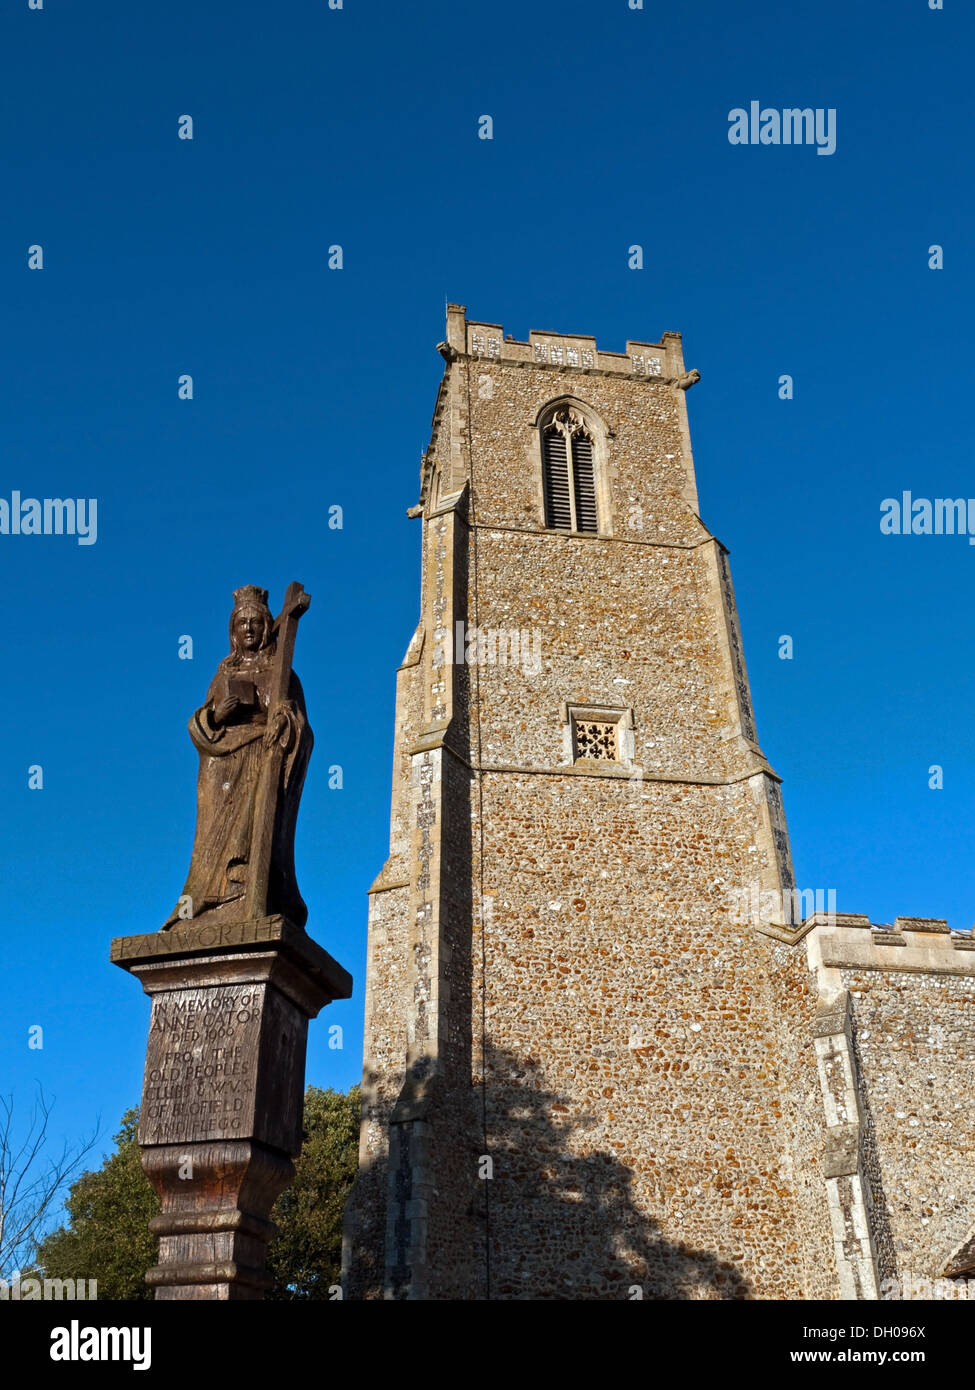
[233,585,269,610]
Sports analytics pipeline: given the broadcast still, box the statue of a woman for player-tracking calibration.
[162,585,312,930]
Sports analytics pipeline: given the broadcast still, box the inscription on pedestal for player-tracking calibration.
[141,984,263,1145]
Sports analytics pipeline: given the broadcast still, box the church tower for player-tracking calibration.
[342,306,975,1301]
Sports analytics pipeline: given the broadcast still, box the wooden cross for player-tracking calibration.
[244,582,311,921]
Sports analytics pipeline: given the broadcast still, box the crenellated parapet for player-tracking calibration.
[804,914,975,979]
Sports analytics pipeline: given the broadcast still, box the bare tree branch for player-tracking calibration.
[0,1087,100,1277]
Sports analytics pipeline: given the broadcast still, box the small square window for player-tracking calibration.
[574,719,618,761]
[563,704,634,768]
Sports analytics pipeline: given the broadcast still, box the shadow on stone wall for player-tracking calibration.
[344,1037,752,1300]
[471,1041,751,1300]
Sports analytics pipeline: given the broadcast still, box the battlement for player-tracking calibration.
[441,303,687,381]
[804,912,975,977]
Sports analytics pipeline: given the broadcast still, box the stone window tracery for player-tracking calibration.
[573,719,619,761]
[541,405,598,534]
[563,704,634,767]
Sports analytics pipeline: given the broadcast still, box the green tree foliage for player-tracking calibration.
[266,1085,360,1299]
[34,1087,359,1300]
[32,1110,158,1300]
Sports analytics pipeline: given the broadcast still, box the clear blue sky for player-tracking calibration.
[2,0,973,1194]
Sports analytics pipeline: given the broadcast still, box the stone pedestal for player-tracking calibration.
[111,915,352,1300]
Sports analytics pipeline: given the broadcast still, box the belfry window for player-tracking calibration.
[542,407,598,533]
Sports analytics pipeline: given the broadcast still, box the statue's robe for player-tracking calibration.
[163,662,312,930]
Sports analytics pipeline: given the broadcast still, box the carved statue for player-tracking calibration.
[162,583,312,931]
